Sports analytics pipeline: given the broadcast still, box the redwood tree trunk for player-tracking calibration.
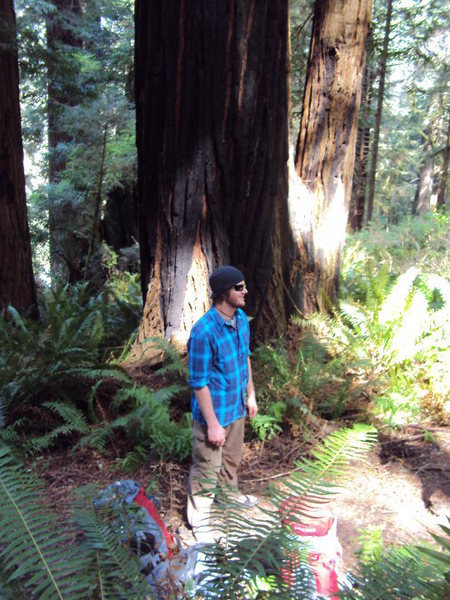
[134,0,290,351]
[365,0,392,224]
[47,0,85,283]
[0,0,37,314]
[293,0,372,314]
[413,129,434,214]
[437,117,449,212]
[349,63,374,231]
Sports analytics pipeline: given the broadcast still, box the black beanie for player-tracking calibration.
[209,266,245,295]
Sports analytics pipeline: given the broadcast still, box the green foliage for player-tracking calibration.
[341,220,450,425]
[289,0,314,131]
[0,281,141,451]
[74,486,150,600]
[79,383,193,466]
[366,0,449,223]
[0,442,151,599]
[342,214,450,300]
[280,215,450,428]
[345,524,450,599]
[418,517,450,595]
[0,443,92,599]
[253,331,359,423]
[250,404,284,442]
[1,426,448,599]
[150,336,190,381]
[197,424,378,598]
[17,0,137,281]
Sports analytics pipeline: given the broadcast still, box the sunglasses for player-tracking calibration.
[233,283,247,291]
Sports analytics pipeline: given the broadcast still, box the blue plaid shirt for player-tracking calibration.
[187,307,250,427]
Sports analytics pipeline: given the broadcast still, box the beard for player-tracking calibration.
[225,290,246,309]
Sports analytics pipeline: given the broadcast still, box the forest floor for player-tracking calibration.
[37,418,450,576]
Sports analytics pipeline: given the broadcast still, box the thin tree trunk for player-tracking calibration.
[365,0,392,224]
[413,129,434,214]
[349,63,374,230]
[134,0,290,354]
[47,0,85,283]
[437,117,449,212]
[0,0,37,315]
[84,123,108,279]
[293,0,373,314]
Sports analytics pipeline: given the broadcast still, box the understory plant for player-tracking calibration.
[252,329,363,425]
[2,425,447,599]
[346,525,450,599]
[291,266,449,427]
[78,383,193,468]
[0,281,141,452]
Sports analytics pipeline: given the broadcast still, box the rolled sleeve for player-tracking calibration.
[188,334,212,389]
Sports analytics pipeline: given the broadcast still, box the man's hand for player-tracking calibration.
[207,422,226,446]
[246,392,258,418]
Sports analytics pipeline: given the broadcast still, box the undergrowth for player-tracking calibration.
[1,426,448,598]
[0,283,193,466]
[252,213,449,431]
[0,280,140,452]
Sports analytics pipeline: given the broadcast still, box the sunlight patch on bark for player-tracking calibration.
[172,222,210,349]
[314,177,348,266]
[287,159,314,240]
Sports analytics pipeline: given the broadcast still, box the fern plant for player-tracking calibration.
[74,485,151,600]
[196,424,379,599]
[0,283,136,452]
[343,525,450,599]
[0,443,92,599]
[0,442,153,599]
[253,331,359,422]
[291,265,450,427]
[78,383,193,466]
[1,426,448,599]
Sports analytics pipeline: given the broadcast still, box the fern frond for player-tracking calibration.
[74,485,151,600]
[25,401,90,453]
[346,528,447,599]
[199,425,377,598]
[80,384,193,462]
[143,336,189,379]
[76,511,149,598]
[0,443,91,598]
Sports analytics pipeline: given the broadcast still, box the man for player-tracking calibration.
[187,265,258,542]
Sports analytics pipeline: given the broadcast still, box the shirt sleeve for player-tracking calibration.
[188,332,213,389]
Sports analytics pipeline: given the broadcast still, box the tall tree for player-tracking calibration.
[413,127,434,214]
[134,0,291,350]
[437,117,449,212]
[292,0,373,313]
[46,0,84,282]
[349,61,375,230]
[0,0,37,314]
[365,0,392,223]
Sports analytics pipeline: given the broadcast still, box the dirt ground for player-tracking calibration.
[37,422,450,576]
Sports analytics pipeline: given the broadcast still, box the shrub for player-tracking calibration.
[0,281,141,452]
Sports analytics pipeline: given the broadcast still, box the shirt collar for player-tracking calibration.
[211,306,239,328]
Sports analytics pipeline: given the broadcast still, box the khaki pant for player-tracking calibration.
[187,417,245,533]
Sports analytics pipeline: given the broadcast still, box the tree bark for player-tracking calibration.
[349,62,374,230]
[413,128,434,214]
[47,0,85,283]
[293,0,373,314]
[437,117,449,212]
[0,0,37,315]
[134,0,290,353]
[365,0,392,224]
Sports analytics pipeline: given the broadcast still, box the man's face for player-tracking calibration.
[225,280,248,308]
